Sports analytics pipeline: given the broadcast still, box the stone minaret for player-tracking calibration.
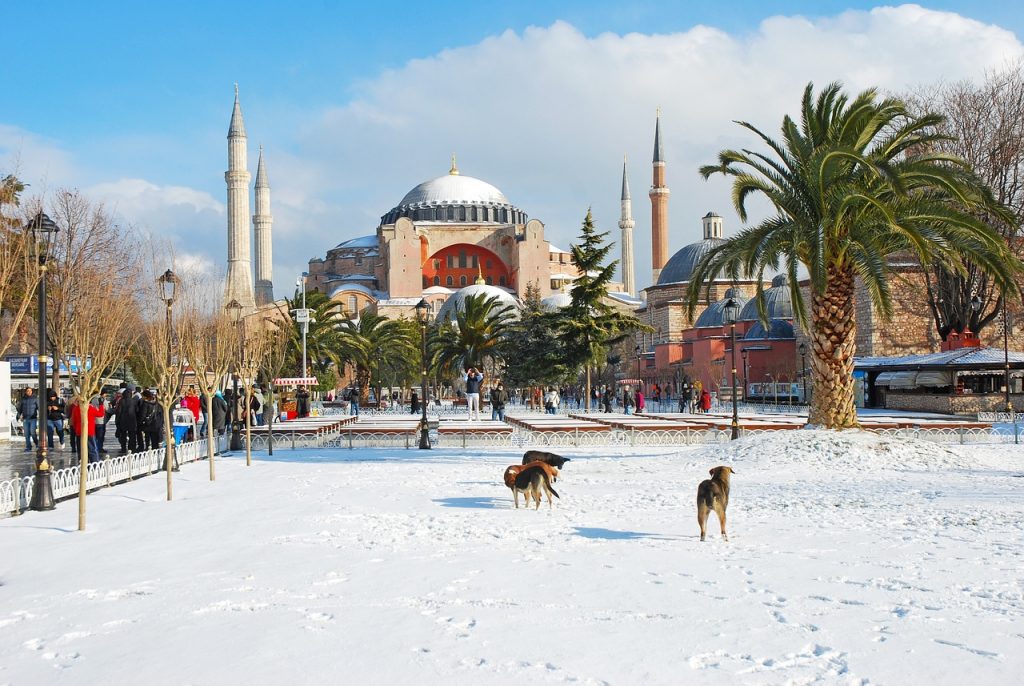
[253,145,274,305]
[649,109,670,284]
[618,156,636,297]
[223,84,256,311]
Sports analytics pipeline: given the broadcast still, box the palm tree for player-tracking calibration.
[280,290,344,390]
[430,293,515,381]
[688,81,1024,428]
[334,312,418,404]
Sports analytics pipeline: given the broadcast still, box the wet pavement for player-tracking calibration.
[0,439,115,481]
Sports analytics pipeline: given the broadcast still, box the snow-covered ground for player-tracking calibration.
[1,431,1022,685]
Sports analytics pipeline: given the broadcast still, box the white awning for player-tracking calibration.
[875,371,917,388]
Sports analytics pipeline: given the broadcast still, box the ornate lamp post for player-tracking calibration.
[798,342,808,406]
[415,299,431,449]
[723,298,740,440]
[741,348,749,404]
[158,269,179,477]
[634,344,642,391]
[28,212,59,511]
[226,299,244,451]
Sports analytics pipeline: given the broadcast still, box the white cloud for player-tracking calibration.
[5,5,1024,296]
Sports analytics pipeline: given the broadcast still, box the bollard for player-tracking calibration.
[291,432,295,450]
[959,427,965,445]
[462,430,467,449]
[348,429,353,450]
[405,432,409,449]
[631,426,636,446]
[105,457,111,489]
[575,427,579,447]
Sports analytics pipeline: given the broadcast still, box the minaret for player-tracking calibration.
[223,84,256,311]
[618,156,636,297]
[253,145,274,305]
[649,109,670,284]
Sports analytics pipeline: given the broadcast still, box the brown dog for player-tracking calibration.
[697,466,735,541]
[504,461,560,509]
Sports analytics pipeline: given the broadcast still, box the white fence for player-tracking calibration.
[1,438,215,518]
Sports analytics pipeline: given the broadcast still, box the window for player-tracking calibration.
[486,276,493,285]
[458,207,466,221]
[471,255,478,268]
[460,275,467,286]
[348,295,358,313]
[486,259,492,269]
[447,255,454,269]
[433,259,440,270]
[446,207,455,220]
[422,276,428,289]
[354,255,363,265]
[433,275,440,286]
[459,250,467,268]
[446,276,454,286]
[499,276,507,286]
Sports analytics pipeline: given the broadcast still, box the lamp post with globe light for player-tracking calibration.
[28,212,59,511]
[798,342,808,406]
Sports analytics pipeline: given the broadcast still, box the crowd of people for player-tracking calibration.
[13,381,277,463]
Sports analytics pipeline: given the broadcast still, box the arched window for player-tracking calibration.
[471,255,478,269]
[458,207,466,221]
[446,206,455,220]
[422,276,428,288]
[348,295,358,313]
[433,275,440,286]
[499,276,507,286]
[459,250,467,268]
[486,259,492,269]
[446,276,454,286]
[486,276,493,285]
[460,275,467,287]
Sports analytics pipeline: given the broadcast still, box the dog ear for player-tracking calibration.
[728,467,736,474]
[709,467,716,477]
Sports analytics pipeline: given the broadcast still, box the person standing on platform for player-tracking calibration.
[490,382,508,421]
[463,367,483,421]
[410,390,420,415]
[296,385,311,418]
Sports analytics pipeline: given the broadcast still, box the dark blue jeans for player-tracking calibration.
[22,419,37,449]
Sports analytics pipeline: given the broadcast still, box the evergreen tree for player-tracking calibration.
[556,209,646,409]
[503,281,571,390]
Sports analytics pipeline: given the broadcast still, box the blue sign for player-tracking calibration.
[3,354,92,375]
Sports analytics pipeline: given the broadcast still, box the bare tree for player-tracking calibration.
[237,320,269,467]
[62,270,140,531]
[180,291,235,480]
[257,315,292,456]
[0,180,43,357]
[908,65,1024,338]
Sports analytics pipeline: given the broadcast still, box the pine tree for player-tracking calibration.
[503,281,570,390]
[557,209,647,409]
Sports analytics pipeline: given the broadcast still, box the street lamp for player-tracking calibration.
[723,298,740,440]
[295,274,308,381]
[741,348,749,405]
[634,344,642,392]
[226,298,244,451]
[415,299,431,449]
[798,342,808,406]
[976,294,1018,444]
[158,268,179,476]
[376,346,383,410]
[28,212,58,511]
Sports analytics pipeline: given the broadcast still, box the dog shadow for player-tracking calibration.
[433,496,505,509]
[572,527,677,541]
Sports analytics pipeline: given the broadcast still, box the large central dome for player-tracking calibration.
[381,163,527,226]
[399,174,510,206]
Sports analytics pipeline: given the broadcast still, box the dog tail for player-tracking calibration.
[542,470,560,499]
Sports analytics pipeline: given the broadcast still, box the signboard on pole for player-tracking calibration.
[294,309,310,324]
[273,377,319,386]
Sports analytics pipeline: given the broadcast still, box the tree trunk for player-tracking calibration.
[164,405,174,501]
[205,392,216,481]
[808,264,859,428]
[78,402,88,531]
[244,388,252,467]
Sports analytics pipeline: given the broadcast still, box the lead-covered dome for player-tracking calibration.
[744,319,795,340]
[740,274,793,322]
[435,283,519,323]
[381,167,527,225]
[657,237,726,285]
[694,287,749,328]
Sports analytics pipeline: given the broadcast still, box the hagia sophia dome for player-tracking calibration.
[379,160,528,226]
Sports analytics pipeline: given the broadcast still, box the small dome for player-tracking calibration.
[740,276,793,321]
[540,291,572,312]
[435,283,519,322]
[657,238,726,285]
[744,319,795,340]
[694,291,749,328]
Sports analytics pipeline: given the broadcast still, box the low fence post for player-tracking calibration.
[13,472,21,516]
[462,430,467,449]
[575,427,579,447]
[291,432,296,450]
[348,429,353,450]
[105,458,111,489]
[959,427,965,445]
[631,426,636,446]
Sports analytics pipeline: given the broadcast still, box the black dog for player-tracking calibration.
[522,450,570,470]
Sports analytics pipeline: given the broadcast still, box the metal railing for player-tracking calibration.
[1,438,215,518]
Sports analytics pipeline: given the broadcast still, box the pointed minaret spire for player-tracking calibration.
[253,145,274,306]
[649,109,670,284]
[619,156,636,297]
[224,85,256,311]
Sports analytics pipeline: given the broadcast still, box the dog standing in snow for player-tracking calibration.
[697,466,735,541]
[504,462,560,509]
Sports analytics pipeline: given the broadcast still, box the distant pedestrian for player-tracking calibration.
[16,388,39,452]
[463,367,483,421]
[296,386,311,418]
[490,382,508,421]
[544,387,559,415]
[45,389,66,450]
[137,390,164,450]
[602,386,613,413]
[700,388,712,413]
[623,387,635,415]
[636,388,646,413]
[410,390,420,415]
[115,386,139,453]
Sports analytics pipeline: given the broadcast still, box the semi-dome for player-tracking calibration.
[381,165,527,226]
[540,291,573,312]
[739,275,793,321]
[694,288,749,328]
[435,283,519,323]
[744,319,795,340]
[656,237,726,285]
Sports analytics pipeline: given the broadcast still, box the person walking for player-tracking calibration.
[45,389,66,450]
[602,386,613,413]
[700,388,712,413]
[211,390,228,452]
[463,367,483,421]
[69,396,104,463]
[252,385,265,426]
[92,395,110,457]
[623,386,635,415]
[544,387,560,415]
[137,390,163,451]
[410,390,420,415]
[636,387,646,413]
[115,386,139,454]
[348,383,360,416]
[490,381,508,421]
[16,387,39,452]
[183,386,202,440]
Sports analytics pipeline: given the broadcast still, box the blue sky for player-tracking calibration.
[4,2,1024,294]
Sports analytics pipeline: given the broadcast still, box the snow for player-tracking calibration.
[2,430,1023,685]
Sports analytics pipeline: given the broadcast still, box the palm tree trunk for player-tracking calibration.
[808,264,859,428]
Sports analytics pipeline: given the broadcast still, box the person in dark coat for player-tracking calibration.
[602,386,613,413]
[137,390,164,450]
[16,388,40,451]
[211,390,228,435]
[296,386,311,418]
[489,382,509,421]
[46,390,66,450]
[115,387,139,454]
[410,390,419,415]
